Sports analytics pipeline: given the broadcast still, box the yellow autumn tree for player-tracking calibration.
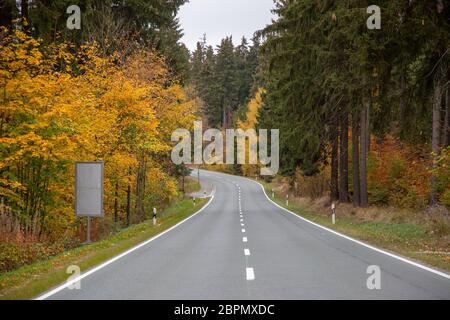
[0,25,198,249]
[238,88,265,177]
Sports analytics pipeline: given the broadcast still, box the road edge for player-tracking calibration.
[247,177,450,280]
[34,191,215,300]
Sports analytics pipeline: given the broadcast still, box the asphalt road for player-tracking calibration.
[41,170,450,300]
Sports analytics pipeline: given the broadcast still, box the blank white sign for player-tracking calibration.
[75,162,104,217]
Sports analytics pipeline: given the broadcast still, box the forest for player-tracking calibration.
[191,0,449,213]
[0,0,196,272]
[0,0,449,275]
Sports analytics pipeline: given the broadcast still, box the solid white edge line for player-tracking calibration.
[244,249,251,256]
[243,237,248,242]
[249,178,450,280]
[35,190,216,300]
[246,267,255,280]
[242,229,246,233]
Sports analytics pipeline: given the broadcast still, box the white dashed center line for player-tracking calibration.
[237,183,255,281]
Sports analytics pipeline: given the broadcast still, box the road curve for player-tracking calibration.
[41,170,450,300]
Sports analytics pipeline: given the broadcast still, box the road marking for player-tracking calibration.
[250,178,450,280]
[242,229,246,233]
[35,190,216,300]
[240,219,243,222]
[246,268,255,281]
[243,237,248,242]
[244,249,251,256]
[241,223,245,227]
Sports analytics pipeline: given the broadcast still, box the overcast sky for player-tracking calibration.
[178,0,275,52]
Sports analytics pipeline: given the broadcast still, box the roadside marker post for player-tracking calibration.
[331,203,336,225]
[286,194,289,207]
[153,207,157,226]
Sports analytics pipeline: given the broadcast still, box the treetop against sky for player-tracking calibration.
[178,0,275,51]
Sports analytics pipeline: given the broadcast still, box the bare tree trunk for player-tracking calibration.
[114,182,118,223]
[359,102,369,207]
[431,78,443,206]
[399,73,407,121]
[443,86,449,147]
[126,179,131,227]
[135,151,146,221]
[331,116,339,201]
[0,0,15,27]
[21,0,29,22]
[182,171,185,196]
[339,111,349,202]
[352,109,361,207]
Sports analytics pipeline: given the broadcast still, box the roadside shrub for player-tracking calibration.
[436,147,450,210]
[368,136,429,209]
[295,168,329,199]
[370,185,389,205]
[0,239,80,273]
[441,189,450,211]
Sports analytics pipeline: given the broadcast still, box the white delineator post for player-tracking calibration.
[286,194,289,207]
[331,203,336,225]
[153,207,157,226]
[272,189,274,199]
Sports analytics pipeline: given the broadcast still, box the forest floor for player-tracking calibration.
[258,178,450,273]
[0,194,208,300]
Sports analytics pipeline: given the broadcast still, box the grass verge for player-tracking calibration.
[0,197,209,300]
[258,180,450,273]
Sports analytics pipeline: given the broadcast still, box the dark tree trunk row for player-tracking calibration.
[126,175,131,227]
[339,111,349,202]
[359,101,369,207]
[352,109,361,207]
[114,182,119,223]
[135,150,146,221]
[442,86,449,148]
[430,77,443,206]
[330,115,339,202]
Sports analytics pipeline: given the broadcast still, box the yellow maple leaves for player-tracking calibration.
[0,27,199,238]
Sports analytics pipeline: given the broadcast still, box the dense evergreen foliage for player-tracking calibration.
[0,0,190,79]
[189,35,260,127]
[258,0,449,207]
